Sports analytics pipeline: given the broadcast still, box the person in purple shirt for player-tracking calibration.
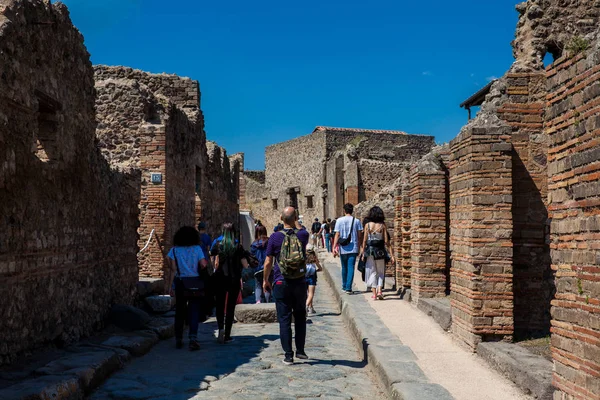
[263,206,310,365]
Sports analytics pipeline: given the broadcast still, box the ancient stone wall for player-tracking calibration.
[265,132,327,220]
[409,147,450,302]
[449,123,514,349]
[0,0,140,364]
[93,66,200,117]
[547,48,600,400]
[95,66,237,276]
[496,72,553,339]
[513,0,600,70]
[201,142,239,239]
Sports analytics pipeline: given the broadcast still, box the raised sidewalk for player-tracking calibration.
[320,251,532,400]
[320,253,454,400]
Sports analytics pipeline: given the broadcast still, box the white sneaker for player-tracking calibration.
[217,329,225,344]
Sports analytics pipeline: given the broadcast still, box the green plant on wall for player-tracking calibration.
[567,36,589,57]
[577,278,584,295]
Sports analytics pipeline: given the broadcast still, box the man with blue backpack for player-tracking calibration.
[263,206,310,365]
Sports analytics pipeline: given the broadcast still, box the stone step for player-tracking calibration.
[144,295,175,314]
[234,303,277,323]
[136,278,164,297]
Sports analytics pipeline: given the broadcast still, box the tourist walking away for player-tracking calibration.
[360,206,394,300]
[311,218,321,249]
[197,221,212,256]
[305,244,322,314]
[333,203,363,293]
[166,226,209,351]
[263,206,310,365]
[323,218,333,252]
[251,225,271,303]
[210,223,250,344]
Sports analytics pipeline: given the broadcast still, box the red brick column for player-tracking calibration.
[401,183,412,288]
[394,185,404,288]
[547,53,600,400]
[449,125,514,349]
[409,161,449,302]
[138,124,167,278]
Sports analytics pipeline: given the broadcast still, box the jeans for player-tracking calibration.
[340,253,358,291]
[273,278,307,358]
[214,274,241,338]
[255,277,272,303]
[325,234,332,252]
[174,280,202,341]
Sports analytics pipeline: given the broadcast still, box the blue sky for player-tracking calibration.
[61,0,521,170]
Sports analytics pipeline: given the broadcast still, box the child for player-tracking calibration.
[305,245,323,314]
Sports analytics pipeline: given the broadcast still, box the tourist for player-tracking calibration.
[332,203,363,294]
[323,218,333,252]
[210,223,250,344]
[359,216,371,287]
[197,221,212,256]
[251,225,271,303]
[305,244,322,314]
[263,206,310,365]
[360,206,394,300]
[166,226,209,351]
[311,218,321,249]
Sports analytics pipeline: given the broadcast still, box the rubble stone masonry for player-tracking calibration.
[0,0,140,364]
[547,49,600,400]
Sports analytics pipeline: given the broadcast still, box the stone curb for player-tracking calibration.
[320,256,454,400]
[0,318,174,400]
[477,342,553,400]
[415,298,452,331]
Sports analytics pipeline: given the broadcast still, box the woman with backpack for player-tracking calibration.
[210,222,250,344]
[251,225,271,303]
[166,226,209,351]
[359,206,394,300]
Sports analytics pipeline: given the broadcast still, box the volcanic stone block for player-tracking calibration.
[234,303,277,323]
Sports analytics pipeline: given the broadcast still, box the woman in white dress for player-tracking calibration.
[360,206,394,300]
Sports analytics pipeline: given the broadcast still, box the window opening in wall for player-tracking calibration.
[272,199,278,210]
[34,90,62,163]
[286,187,299,210]
[306,195,314,209]
[543,42,563,68]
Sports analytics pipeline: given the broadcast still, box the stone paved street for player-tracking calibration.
[89,283,385,400]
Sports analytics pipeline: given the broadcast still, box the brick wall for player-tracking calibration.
[409,150,450,302]
[0,0,140,364]
[547,51,600,400]
[401,182,412,288]
[449,124,514,349]
[497,72,553,339]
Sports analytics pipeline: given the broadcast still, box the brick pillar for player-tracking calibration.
[449,125,514,349]
[394,185,403,288]
[138,123,167,278]
[401,182,412,289]
[409,159,449,302]
[547,53,600,400]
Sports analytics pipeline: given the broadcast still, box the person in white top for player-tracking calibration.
[359,206,395,300]
[333,203,364,293]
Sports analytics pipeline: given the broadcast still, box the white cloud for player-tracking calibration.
[422,71,433,76]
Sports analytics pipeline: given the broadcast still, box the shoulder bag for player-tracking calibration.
[338,217,355,247]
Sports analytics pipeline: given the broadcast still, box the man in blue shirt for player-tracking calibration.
[263,206,310,365]
[197,222,212,256]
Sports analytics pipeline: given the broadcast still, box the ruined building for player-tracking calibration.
[392,1,600,399]
[0,0,239,364]
[94,66,239,279]
[0,0,140,365]
[240,126,434,229]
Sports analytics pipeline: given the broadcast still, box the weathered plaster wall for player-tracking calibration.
[0,0,140,364]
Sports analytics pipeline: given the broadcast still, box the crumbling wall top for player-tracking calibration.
[512,0,600,70]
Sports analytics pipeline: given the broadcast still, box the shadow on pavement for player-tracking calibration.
[89,319,279,400]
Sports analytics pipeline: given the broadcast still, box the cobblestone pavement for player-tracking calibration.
[89,283,385,400]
